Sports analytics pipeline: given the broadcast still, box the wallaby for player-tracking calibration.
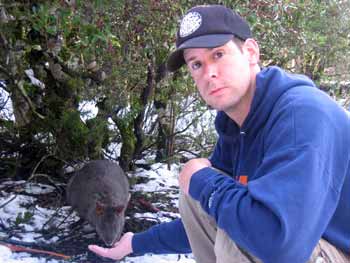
[66,160,130,247]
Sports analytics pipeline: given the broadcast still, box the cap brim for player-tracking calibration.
[166,34,234,72]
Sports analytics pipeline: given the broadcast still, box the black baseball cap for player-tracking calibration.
[166,5,252,72]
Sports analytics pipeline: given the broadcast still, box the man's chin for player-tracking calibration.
[209,103,235,112]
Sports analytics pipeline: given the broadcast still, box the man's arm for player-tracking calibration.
[89,218,191,260]
[185,95,350,262]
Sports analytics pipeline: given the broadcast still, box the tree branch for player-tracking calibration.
[15,81,45,120]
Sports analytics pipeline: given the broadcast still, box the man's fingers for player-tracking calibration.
[88,244,126,260]
[88,245,111,257]
[88,232,133,260]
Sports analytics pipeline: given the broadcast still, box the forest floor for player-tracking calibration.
[0,162,195,263]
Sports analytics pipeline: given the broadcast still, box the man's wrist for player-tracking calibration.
[189,167,218,200]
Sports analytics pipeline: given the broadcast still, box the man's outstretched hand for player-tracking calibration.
[88,232,134,260]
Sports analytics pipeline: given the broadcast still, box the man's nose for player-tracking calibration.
[205,64,218,79]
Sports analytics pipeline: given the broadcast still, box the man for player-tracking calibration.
[89,5,350,263]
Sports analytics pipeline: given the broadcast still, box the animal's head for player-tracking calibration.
[93,200,128,247]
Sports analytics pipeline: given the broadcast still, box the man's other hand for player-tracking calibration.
[179,158,211,194]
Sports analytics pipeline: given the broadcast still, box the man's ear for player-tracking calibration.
[243,38,260,66]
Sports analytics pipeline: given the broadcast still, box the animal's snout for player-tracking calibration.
[96,217,124,247]
[102,230,122,247]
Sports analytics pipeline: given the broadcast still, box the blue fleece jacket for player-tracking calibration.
[132,66,350,262]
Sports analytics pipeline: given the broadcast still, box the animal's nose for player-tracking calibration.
[105,239,115,247]
[104,233,120,247]
[107,242,113,247]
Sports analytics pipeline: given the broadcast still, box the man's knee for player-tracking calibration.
[179,191,201,218]
[309,239,350,263]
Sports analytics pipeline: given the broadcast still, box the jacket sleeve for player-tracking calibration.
[189,98,350,262]
[132,218,191,255]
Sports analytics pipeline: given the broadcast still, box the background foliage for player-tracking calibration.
[0,0,349,179]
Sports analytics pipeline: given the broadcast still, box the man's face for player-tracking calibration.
[184,40,258,118]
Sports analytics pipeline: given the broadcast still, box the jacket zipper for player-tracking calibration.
[234,130,246,177]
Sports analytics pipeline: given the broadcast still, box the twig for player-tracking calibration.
[42,207,73,232]
[137,198,160,213]
[15,80,45,120]
[0,241,71,260]
[26,173,57,186]
[27,154,54,182]
[0,194,17,209]
[0,65,12,79]
[54,231,83,245]
[0,95,10,112]
[134,216,161,224]
[0,218,9,231]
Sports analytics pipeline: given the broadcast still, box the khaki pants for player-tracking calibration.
[179,192,350,263]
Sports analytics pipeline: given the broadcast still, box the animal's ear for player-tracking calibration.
[96,201,105,216]
[115,205,124,215]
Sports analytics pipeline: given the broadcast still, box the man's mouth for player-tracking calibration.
[210,87,225,95]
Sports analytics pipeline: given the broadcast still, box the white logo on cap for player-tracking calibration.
[179,12,202,38]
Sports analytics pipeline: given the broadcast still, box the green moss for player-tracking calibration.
[61,109,89,154]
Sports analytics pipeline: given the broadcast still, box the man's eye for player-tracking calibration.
[214,51,224,59]
[191,61,202,70]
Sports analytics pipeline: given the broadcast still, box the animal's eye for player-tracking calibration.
[115,205,124,214]
[96,202,104,215]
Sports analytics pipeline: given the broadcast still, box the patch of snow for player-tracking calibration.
[0,86,15,121]
[78,100,98,121]
[24,69,45,90]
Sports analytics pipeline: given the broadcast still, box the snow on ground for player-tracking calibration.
[0,86,14,121]
[0,163,195,263]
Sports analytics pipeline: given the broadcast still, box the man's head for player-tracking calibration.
[166,5,252,72]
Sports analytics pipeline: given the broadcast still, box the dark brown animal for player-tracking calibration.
[66,160,129,246]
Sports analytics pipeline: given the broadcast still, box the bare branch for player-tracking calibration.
[15,81,45,120]
[0,195,17,210]
[27,154,54,182]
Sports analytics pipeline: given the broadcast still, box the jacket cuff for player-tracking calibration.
[132,231,154,255]
[189,167,219,202]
